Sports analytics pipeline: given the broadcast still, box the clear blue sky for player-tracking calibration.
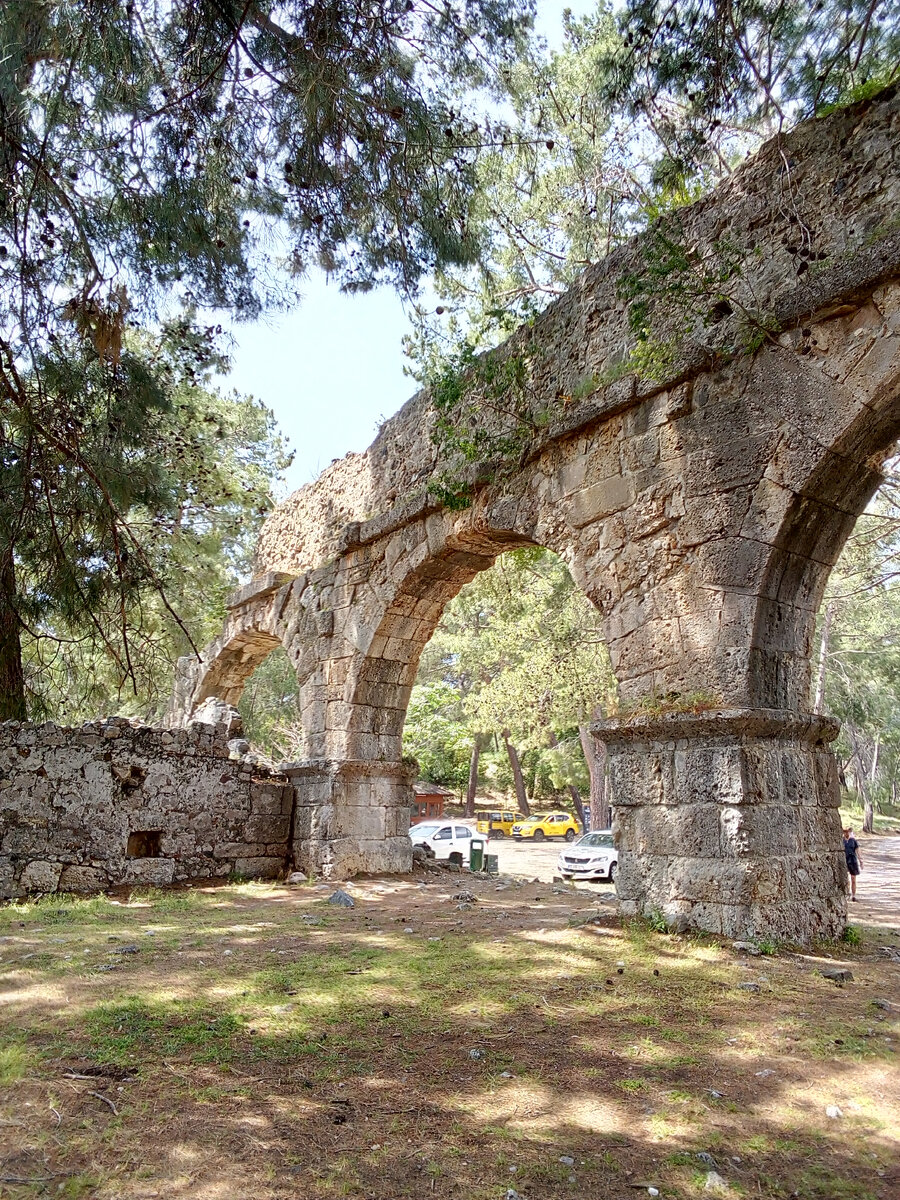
[216,0,594,494]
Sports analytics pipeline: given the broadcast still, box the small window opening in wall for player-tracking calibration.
[127,830,162,858]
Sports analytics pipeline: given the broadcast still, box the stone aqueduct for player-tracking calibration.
[169,89,900,943]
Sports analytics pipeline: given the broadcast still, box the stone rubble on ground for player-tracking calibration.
[820,966,853,983]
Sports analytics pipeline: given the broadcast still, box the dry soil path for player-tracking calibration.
[484,830,899,933]
[852,831,900,932]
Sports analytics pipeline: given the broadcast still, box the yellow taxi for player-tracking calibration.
[475,810,520,838]
[511,811,580,842]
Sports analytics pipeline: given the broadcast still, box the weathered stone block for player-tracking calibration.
[243,816,290,843]
[123,858,175,885]
[570,474,635,527]
[232,857,283,879]
[20,859,63,892]
[58,865,110,892]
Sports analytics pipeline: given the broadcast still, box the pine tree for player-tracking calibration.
[0,0,533,716]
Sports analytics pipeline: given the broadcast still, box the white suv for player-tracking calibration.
[410,821,476,863]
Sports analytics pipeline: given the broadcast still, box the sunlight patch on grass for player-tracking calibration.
[0,1041,31,1084]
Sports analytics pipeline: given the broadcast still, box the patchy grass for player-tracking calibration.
[0,878,897,1199]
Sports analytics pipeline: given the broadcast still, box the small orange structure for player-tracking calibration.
[410,782,455,824]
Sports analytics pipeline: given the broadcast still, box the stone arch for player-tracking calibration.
[176,90,900,931]
[749,312,900,709]
[193,627,284,710]
[167,573,304,727]
[342,515,559,762]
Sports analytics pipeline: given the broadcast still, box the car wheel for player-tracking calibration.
[532,829,545,842]
[609,861,617,882]
[564,829,576,842]
[493,830,505,839]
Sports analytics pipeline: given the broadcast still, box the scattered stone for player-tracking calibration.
[403,927,414,934]
[286,871,307,884]
[506,1189,521,1200]
[453,891,477,904]
[696,1152,718,1169]
[704,1171,729,1192]
[820,966,853,984]
[737,982,760,993]
[468,1048,485,1060]
[706,1089,724,1099]
[754,1069,775,1078]
[327,889,355,908]
[499,1071,514,1079]
[456,902,473,912]
[732,940,761,956]
[826,1105,843,1119]
[427,936,441,943]
[873,998,897,1011]
[113,945,139,955]
[559,1155,575,1166]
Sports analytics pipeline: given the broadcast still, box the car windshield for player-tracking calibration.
[412,824,444,838]
[578,832,615,848]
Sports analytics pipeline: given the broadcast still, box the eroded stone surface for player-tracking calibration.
[594,709,847,942]
[0,718,292,899]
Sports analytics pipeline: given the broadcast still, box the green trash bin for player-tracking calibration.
[469,838,486,872]
[484,852,499,875]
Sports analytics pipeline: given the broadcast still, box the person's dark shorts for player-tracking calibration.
[846,857,860,876]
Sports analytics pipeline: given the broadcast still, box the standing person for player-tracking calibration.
[843,827,863,901]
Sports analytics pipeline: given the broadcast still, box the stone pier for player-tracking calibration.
[594,710,847,941]
[283,759,415,879]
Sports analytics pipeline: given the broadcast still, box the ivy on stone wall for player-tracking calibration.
[426,333,550,509]
[617,223,777,379]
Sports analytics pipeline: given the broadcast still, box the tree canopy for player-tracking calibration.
[404,548,616,809]
[0,0,533,717]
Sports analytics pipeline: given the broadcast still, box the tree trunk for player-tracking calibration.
[847,724,875,834]
[0,552,26,721]
[813,601,834,714]
[547,729,586,828]
[502,729,530,817]
[465,736,483,818]
[579,723,608,830]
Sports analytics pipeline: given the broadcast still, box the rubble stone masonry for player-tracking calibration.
[0,717,293,899]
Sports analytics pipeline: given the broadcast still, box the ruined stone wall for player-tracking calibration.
[0,718,294,899]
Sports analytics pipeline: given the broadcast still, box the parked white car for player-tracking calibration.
[410,821,477,863]
[557,830,618,881]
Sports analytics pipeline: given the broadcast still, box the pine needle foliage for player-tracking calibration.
[0,0,533,717]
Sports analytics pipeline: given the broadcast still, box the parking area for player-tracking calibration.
[483,833,616,891]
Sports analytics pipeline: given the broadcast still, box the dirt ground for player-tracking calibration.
[0,842,898,1200]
